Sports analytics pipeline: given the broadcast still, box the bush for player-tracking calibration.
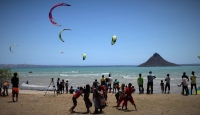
[0,68,13,87]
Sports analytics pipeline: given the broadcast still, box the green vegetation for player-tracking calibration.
[0,68,13,86]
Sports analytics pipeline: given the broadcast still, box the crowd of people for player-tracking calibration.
[0,71,198,113]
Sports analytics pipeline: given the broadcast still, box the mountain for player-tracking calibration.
[138,53,179,67]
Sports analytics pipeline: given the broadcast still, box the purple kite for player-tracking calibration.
[49,3,71,27]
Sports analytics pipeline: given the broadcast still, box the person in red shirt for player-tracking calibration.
[123,83,137,111]
[69,87,83,113]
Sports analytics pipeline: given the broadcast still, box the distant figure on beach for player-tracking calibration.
[0,81,2,96]
[137,73,144,94]
[75,87,79,93]
[11,72,19,102]
[69,86,74,94]
[26,80,28,84]
[165,74,170,94]
[57,78,60,93]
[69,87,83,113]
[60,79,65,94]
[101,81,108,101]
[65,80,69,93]
[113,79,119,93]
[100,75,105,86]
[182,72,189,95]
[91,79,99,93]
[2,81,9,96]
[182,77,189,96]
[123,83,137,111]
[160,80,164,94]
[147,71,156,94]
[107,73,112,93]
[83,84,92,113]
[190,71,197,95]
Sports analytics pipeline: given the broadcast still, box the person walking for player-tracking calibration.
[165,74,170,94]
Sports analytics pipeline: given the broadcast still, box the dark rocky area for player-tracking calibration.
[138,53,179,67]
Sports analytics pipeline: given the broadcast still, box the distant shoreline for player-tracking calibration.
[0,64,200,68]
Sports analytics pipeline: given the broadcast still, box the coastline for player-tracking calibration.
[0,89,200,115]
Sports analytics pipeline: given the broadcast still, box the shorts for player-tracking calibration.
[12,87,19,93]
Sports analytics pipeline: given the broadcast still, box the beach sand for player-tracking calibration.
[0,89,200,115]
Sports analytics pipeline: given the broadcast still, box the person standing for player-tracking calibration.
[107,73,112,93]
[65,80,69,93]
[137,73,144,94]
[3,81,9,96]
[182,72,189,95]
[147,71,156,94]
[100,75,105,86]
[190,71,197,95]
[57,78,60,93]
[182,77,189,95]
[11,72,19,102]
[165,74,170,94]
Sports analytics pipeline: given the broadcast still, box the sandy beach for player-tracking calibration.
[0,89,200,115]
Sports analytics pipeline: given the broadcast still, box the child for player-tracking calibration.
[160,80,164,94]
[69,87,83,113]
[116,89,126,109]
[123,83,137,111]
[69,86,75,94]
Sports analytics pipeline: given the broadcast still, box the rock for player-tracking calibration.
[138,53,179,67]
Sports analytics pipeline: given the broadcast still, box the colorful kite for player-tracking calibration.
[49,3,71,27]
[82,54,86,60]
[59,28,71,42]
[111,35,117,45]
[9,44,17,53]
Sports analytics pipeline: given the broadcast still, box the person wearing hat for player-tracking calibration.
[147,71,156,94]
[165,74,170,94]
[190,71,197,95]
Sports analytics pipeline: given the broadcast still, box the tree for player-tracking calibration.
[0,68,13,87]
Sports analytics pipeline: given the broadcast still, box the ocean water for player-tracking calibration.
[10,66,200,94]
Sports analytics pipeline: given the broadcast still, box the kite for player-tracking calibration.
[49,3,71,27]
[9,44,17,53]
[82,54,86,60]
[59,28,71,42]
[61,51,64,54]
[198,54,200,59]
[111,35,117,45]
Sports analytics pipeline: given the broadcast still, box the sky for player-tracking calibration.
[0,0,200,65]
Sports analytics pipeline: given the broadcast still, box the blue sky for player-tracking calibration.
[0,0,200,65]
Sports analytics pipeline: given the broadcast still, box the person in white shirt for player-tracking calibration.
[182,77,189,95]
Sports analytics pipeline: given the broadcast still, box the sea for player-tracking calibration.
[10,66,200,94]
